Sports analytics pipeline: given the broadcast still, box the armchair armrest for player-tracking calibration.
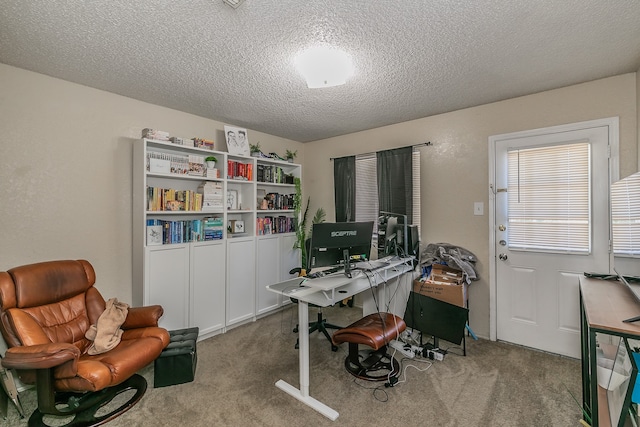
[122,305,164,330]
[2,343,80,371]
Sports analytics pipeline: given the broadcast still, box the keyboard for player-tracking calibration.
[307,265,344,279]
[358,260,391,271]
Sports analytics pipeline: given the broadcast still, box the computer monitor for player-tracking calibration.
[403,291,469,345]
[309,221,374,275]
[398,224,420,258]
[378,211,418,258]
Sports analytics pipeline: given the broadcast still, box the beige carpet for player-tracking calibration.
[4,304,583,426]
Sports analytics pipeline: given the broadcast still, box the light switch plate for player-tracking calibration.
[474,202,484,216]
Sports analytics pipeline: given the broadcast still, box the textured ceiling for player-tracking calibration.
[1,1,640,142]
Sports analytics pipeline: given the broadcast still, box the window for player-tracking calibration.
[611,172,640,256]
[507,142,590,253]
[355,149,421,237]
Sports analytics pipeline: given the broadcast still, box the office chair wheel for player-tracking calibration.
[331,345,338,352]
[293,325,299,333]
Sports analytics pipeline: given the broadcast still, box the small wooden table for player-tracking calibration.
[580,276,640,426]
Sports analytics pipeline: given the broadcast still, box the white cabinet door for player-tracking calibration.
[145,244,190,331]
[191,241,226,337]
[256,236,281,315]
[226,238,256,326]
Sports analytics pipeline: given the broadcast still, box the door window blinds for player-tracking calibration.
[507,142,590,253]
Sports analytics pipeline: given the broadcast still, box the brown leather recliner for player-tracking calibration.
[0,259,170,427]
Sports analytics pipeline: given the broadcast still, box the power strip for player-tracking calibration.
[389,339,414,358]
[424,349,445,361]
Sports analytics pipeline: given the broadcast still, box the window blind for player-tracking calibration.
[611,172,640,255]
[355,153,379,233]
[507,142,590,253]
[355,150,421,236]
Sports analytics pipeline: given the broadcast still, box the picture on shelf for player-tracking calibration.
[224,125,250,157]
[227,189,238,210]
[146,225,163,246]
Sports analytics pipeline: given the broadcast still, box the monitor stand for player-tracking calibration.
[343,249,352,279]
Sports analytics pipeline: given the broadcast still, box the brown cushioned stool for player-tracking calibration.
[332,312,406,381]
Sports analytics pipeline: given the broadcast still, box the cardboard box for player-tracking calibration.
[429,264,464,284]
[413,279,468,308]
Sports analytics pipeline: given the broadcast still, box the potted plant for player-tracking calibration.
[285,149,297,163]
[250,142,261,157]
[293,178,325,270]
[205,156,217,169]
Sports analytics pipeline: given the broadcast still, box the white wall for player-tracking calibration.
[304,73,638,339]
[0,63,303,301]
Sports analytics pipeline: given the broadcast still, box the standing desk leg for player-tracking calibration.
[274,300,339,421]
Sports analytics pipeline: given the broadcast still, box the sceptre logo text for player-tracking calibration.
[331,231,357,237]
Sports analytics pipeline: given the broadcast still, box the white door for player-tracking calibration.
[491,119,615,358]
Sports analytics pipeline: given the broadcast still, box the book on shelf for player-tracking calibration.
[198,181,224,211]
[203,217,224,240]
[147,151,190,175]
[256,216,295,235]
[146,186,203,212]
[256,164,288,183]
[145,217,223,245]
[188,155,205,176]
[227,160,253,181]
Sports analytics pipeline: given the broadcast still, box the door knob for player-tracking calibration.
[499,253,508,261]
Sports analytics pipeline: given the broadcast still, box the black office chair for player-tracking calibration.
[289,239,342,352]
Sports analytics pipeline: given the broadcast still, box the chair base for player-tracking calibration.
[294,311,341,352]
[343,346,400,382]
[29,374,147,427]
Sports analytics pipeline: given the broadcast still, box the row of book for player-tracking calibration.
[256,216,296,235]
[142,129,215,150]
[227,160,253,180]
[147,186,204,211]
[261,192,295,210]
[146,217,224,245]
[147,152,208,177]
[257,164,295,184]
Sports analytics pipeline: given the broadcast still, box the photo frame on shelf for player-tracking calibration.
[146,225,163,246]
[227,189,238,210]
[224,125,250,156]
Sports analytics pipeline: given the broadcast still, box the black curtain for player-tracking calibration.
[377,147,413,222]
[333,156,356,222]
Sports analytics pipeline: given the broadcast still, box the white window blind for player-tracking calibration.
[355,150,421,236]
[507,142,590,253]
[611,172,640,256]
[355,153,379,233]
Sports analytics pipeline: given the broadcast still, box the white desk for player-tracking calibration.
[266,257,414,420]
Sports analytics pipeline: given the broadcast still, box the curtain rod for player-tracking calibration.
[329,141,432,161]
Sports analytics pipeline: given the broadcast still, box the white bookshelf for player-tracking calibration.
[133,138,301,340]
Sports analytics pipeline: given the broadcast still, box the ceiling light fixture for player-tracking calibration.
[294,46,354,89]
[222,0,245,9]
